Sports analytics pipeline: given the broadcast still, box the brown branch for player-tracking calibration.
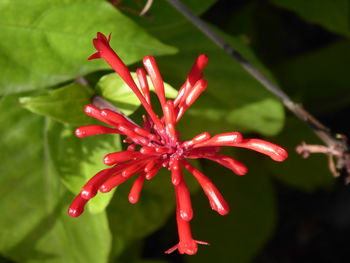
[165,0,350,177]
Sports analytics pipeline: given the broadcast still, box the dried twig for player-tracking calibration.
[165,0,350,178]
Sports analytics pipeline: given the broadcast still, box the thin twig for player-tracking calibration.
[165,0,350,176]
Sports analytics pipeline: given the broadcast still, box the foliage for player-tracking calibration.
[0,0,345,262]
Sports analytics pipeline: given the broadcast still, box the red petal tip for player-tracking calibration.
[128,196,138,204]
[68,207,82,218]
[75,128,85,138]
[88,52,101,60]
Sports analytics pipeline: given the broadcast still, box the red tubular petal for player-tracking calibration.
[186,146,221,158]
[90,33,163,131]
[177,79,208,121]
[75,125,119,138]
[99,174,128,193]
[165,190,207,255]
[182,132,211,149]
[175,175,193,221]
[99,157,152,192]
[193,132,243,148]
[136,68,151,105]
[187,54,209,84]
[140,146,159,155]
[100,109,132,125]
[143,56,166,109]
[127,144,136,151]
[134,127,161,144]
[174,54,209,107]
[183,161,229,216]
[156,146,172,154]
[84,104,116,127]
[103,151,142,166]
[128,172,146,204]
[170,160,182,186]
[122,159,149,178]
[205,154,248,176]
[145,162,163,180]
[144,159,157,172]
[235,139,288,162]
[117,124,149,145]
[175,196,197,255]
[68,194,88,217]
[164,100,177,139]
[80,166,120,199]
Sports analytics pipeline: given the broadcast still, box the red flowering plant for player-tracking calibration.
[68,32,288,255]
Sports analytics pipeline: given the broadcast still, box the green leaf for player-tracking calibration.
[266,117,334,192]
[20,83,94,125]
[187,158,276,263]
[96,72,178,115]
[0,0,177,95]
[0,94,112,263]
[46,120,121,214]
[271,0,350,37]
[273,40,350,112]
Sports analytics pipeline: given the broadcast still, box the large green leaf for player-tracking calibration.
[96,72,178,115]
[0,0,176,95]
[20,83,94,125]
[187,158,276,263]
[272,0,350,37]
[0,95,112,263]
[273,40,350,112]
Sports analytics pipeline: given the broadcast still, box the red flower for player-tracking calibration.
[68,32,288,255]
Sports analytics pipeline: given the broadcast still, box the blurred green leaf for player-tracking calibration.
[187,158,276,263]
[266,117,334,192]
[20,83,94,125]
[272,0,350,37]
[46,120,121,214]
[96,72,178,115]
[0,95,111,263]
[274,40,350,112]
[0,0,176,95]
